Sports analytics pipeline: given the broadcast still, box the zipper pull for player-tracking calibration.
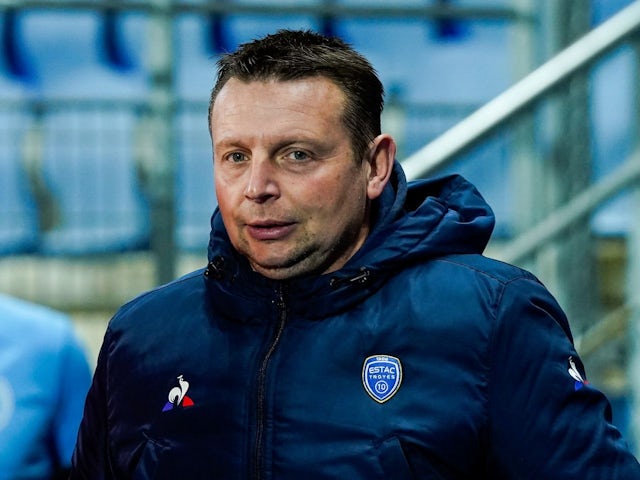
[329,267,371,288]
[349,268,370,284]
[204,255,225,280]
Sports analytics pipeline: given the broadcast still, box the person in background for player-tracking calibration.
[0,293,92,480]
[71,29,640,478]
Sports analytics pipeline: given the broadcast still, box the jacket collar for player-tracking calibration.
[204,161,494,322]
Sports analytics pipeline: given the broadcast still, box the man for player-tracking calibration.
[0,293,92,480]
[71,30,640,478]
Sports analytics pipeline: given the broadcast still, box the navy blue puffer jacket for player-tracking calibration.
[71,164,640,479]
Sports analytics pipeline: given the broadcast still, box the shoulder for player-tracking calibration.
[431,253,563,319]
[432,253,537,285]
[382,253,538,327]
[103,269,210,362]
[391,253,559,336]
[0,296,90,444]
[422,254,572,342]
[405,253,543,305]
[109,268,207,330]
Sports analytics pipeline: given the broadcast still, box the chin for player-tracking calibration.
[251,257,318,281]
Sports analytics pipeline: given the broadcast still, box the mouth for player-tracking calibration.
[246,220,296,241]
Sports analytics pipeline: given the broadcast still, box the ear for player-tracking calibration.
[366,134,396,200]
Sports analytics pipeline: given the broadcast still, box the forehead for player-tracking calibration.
[211,76,345,114]
[210,77,345,137]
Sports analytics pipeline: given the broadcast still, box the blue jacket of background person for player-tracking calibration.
[0,294,92,479]
[71,162,640,479]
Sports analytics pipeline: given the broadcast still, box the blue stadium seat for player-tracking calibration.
[0,101,40,255]
[333,6,510,110]
[0,14,39,255]
[222,0,322,50]
[174,13,221,102]
[36,109,150,255]
[17,10,150,255]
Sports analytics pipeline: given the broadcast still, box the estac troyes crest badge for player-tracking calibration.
[362,355,403,403]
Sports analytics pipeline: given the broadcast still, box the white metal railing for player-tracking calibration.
[401,0,640,181]
[499,151,640,265]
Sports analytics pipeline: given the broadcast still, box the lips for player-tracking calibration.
[246,220,296,241]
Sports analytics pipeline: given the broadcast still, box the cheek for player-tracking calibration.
[213,189,229,221]
[213,187,241,240]
[310,176,367,226]
[215,177,241,215]
[334,169,368,205]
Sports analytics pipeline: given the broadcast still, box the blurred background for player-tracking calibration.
[1,0,640,454]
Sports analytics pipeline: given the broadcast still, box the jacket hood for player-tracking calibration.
[205,161,495,320]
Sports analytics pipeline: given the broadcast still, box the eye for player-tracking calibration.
[227,152,247,163]
[287,150,310,161]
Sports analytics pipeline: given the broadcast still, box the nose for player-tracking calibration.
[244,156,280,202]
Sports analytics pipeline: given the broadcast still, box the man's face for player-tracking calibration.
[211,77,375,280]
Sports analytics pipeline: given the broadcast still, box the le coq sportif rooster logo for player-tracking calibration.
[162,375,195,411]
[568,357,589,391]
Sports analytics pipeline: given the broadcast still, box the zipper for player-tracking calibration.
[251,283,288,480]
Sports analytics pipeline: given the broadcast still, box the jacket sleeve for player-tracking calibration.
[486,276,640,479]
[69,327,113,480]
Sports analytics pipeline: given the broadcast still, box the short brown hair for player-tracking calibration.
[208,29,384,161]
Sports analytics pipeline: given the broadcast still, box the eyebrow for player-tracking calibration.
[214,134,329,153]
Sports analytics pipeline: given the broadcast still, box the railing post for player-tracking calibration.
[628,165,640,456]
[627,30,640,456]
[147,0,176,285]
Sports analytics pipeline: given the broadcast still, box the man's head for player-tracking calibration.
[209,29,384,162]
[209,30,396,280]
